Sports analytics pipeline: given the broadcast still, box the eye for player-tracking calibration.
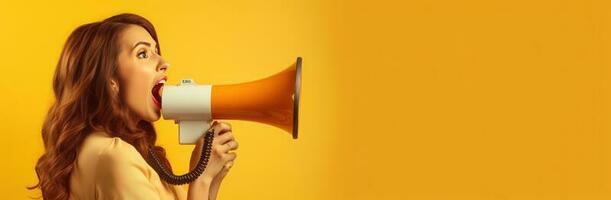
[137,50,148,59]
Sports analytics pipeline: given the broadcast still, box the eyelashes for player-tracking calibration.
[136,48,158,59]
[137,50,148,59]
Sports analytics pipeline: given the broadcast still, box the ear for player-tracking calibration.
[110,79,119,92]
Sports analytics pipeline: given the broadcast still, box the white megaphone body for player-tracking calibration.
[160,57,302,144]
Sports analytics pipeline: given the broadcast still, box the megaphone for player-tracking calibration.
[149,57,301,185]
[161,57,302,144]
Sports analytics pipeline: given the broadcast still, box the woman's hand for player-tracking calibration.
[189,121,238,187]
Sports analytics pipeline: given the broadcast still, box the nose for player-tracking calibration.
[157,57,169,72]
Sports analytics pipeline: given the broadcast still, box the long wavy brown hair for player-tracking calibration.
[28,13,178,199]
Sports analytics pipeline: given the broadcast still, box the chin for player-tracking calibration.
[144,112,161,122]
[142,99,162,122]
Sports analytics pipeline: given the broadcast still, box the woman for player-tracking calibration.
[28,13,238,200]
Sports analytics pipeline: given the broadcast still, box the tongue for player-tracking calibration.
[152,84,163,105]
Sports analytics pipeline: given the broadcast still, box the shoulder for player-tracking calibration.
[78,133,169,199]
[81,132,141,161]
[80,132,151,177]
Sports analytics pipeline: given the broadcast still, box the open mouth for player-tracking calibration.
[151,79,165,108]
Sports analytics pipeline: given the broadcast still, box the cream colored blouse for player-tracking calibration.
[69,132,187,200]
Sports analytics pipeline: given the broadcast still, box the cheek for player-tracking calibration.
[125,71,151,102]
[126,77,149,101]
[119,64,153,107]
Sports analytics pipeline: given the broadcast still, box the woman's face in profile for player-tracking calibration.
[115,25,168,122]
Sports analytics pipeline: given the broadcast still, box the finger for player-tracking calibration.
[217,140,238,153]
[222,152,237,162]
[212,122,232,136]
[224,161,234,169]
[207,121,219,134]
[214,131,234,145]
[224,140,238,150]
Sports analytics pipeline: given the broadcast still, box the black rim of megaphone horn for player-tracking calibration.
[292,57,302,139]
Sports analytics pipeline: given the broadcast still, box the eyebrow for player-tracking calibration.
[131,41,157,51]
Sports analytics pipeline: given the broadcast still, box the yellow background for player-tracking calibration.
[1,0,611,199]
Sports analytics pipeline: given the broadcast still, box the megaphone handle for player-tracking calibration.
[148,129,214,185]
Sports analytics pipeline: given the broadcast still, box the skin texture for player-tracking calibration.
[114,25,238,200]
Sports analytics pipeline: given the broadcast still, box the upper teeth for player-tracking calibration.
[158,79,166,84]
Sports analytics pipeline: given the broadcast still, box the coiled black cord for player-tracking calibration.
[149,129,214,185]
